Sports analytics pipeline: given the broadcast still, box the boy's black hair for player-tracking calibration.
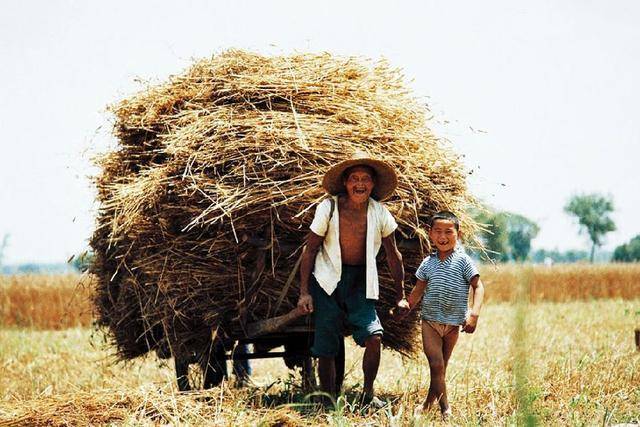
[429,210,460,231]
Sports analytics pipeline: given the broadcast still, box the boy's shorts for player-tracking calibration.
[422,320,459,338]
[310,265,384,357]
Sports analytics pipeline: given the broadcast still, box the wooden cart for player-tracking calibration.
[173,306,345,392]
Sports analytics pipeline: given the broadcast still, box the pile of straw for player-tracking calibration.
[91,50,479,361]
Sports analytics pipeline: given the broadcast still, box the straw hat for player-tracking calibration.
[322,152,398,201]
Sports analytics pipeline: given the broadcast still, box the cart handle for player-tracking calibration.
[246,306,307,338]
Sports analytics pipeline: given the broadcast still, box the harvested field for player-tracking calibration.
[1,300,638,425]
[0,275,92,329]
[481,263,640,302]
[2,264,640,329]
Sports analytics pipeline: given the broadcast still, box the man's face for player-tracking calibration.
[428,219,459,253]
[343,166,375,203]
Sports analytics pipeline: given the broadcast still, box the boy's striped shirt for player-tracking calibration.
[415,248,479,325]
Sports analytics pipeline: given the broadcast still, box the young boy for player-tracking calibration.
[405,211,485,419]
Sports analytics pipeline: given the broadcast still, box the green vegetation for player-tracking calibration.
[564,193,616,262]
[613,234,640,262]
[474,209,539,262]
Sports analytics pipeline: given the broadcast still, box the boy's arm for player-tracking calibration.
[462,275,484,333]
[393,278,426,319]
[407,278,427,310]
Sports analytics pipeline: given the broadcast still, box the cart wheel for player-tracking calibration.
[335,338,345,393]
[175,357,191,391]
[174,345,227,391]
[201,344,227,389]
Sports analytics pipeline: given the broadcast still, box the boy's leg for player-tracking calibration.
[421,322,445,410]
[421,322,459,412]
[439,326,460,413]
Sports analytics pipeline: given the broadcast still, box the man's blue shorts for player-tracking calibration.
[310,264,384,357]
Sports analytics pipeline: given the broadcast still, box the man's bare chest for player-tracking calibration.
[338,211,367,241]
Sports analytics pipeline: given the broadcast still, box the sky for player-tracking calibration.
[0,1,639,264]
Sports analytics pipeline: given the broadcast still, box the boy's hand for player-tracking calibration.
[462,313,479,333]
[297,293,314,314]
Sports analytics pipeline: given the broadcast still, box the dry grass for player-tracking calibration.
[0,275,93,329]
[481,263,640,302]
[1,300,638,425]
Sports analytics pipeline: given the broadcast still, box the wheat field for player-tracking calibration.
[0,265,639,425]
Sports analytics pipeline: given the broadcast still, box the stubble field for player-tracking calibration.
[0,265,639,426]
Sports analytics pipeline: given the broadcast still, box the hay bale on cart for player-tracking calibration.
[90,50,480,388]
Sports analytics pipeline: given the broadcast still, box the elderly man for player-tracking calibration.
[298,153,409,407]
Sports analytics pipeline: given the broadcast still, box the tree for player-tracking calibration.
[473,208,539,262]
[506,214,540,262]
[564,194,616,263]
[612,235,640,262]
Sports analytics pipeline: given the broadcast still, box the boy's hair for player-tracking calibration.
[429,210,460,231]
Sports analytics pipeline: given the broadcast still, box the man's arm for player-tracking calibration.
[381,232,406,304]
[297,231,324,313]
[462,275,484,333]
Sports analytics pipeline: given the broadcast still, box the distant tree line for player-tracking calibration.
[473,209,540,262]
[612,235,640,262]
[472,193,636,263]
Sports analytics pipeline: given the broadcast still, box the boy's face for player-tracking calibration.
[343,166,375,203]
[428,219,459,253]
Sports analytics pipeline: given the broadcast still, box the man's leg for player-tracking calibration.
[421,322,446,411]
[317,356,337,397]
[309,275,341,400]
[362,334,382,398]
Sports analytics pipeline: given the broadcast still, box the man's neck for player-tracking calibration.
[342,196,369,212]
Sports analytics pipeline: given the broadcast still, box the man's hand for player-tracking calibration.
[461,313,479,333]
[297,293,314,314]
[392,298,411,319]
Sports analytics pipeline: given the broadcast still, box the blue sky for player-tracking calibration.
[1,1,638,264]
